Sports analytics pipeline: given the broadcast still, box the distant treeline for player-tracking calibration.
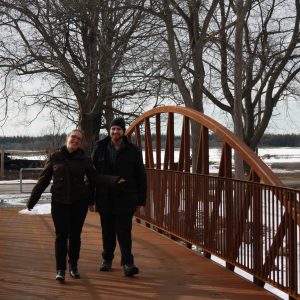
[259,134,300,147]
[0,133,300,150]
[0,134,66,151]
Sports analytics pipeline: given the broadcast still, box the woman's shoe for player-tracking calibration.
[55,270,65,281]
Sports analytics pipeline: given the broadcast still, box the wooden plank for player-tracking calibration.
[0,208,277,299]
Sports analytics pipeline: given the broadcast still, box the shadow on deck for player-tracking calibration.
[0,208,278,300]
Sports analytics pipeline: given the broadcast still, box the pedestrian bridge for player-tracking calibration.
[0,106,299,299]
[126,106,299,300]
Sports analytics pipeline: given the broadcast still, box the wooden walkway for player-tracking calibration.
[0,208,278,300]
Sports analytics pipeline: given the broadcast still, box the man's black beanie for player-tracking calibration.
[110,117,126,132]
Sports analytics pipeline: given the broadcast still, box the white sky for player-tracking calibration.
[205,99,300,135]
[1,99,300,137]
[0,105,74,137]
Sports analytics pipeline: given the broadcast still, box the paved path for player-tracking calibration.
[0,208,278,300]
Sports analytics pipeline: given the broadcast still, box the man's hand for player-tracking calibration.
[117,178,125,184]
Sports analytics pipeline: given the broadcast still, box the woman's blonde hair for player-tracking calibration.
[66,129,85,141]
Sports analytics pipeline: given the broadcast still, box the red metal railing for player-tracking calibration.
[125,106,299,299]
[136,170,299,299]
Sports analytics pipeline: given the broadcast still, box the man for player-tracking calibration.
[91,117,147,276]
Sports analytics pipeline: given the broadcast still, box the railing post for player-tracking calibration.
[252,181,264,287]
[19,168,23,193]
[0,146,4,179]
[19,168,43,193]
[287,191,297,297]
[203,175,211,259]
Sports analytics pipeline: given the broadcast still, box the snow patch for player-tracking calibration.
[19,203,51,215]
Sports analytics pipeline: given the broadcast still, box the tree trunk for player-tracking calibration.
[233,0,251,180]
[79,115,96,156]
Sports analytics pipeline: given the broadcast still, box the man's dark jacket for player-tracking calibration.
[27,146,117,209]
[91,136,147,214]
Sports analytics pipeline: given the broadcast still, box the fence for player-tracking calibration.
[19,168,43,193]
[136,169,300,299]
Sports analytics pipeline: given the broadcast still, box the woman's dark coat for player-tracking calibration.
[91,136,147,214]
[27,146,117,209]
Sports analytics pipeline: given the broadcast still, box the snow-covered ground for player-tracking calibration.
[146,147,300,173]
[8,152,47,161]
[6,146,300,172]
[211,147,300,171]
[258,147,300,163]
[0,191,51,211]
[0,179,38,184]
[19,203,51,215]
[258,147,300,175]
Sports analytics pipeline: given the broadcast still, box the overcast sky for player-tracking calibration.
[1,99,300,137]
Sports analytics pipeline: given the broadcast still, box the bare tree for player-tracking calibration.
[232,0,252,178]
[133,0,300,167]
[132,0,220,170]
[0,0,150,152]
[204,0,300,152]
[1,0,300,161]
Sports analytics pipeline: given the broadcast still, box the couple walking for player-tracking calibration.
[27,117,147,281]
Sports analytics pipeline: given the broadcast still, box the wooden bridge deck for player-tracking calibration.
[0,208,278,300]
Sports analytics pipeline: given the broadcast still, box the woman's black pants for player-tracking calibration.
[51,200,88,271]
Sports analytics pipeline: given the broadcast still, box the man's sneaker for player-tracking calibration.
[123,264,139,277]
[55,270,65,281]
[70,267,80,279]
[100,260,112,272]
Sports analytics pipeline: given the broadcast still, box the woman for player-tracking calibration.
[27,129,120,281]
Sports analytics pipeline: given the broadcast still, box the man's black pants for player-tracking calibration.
[99,212,134,266]
[51,200,88,271]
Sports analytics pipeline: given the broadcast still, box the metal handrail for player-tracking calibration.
[136,169,299,300]
[19,168,43,193]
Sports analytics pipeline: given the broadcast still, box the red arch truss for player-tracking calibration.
[126,105,282,186]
